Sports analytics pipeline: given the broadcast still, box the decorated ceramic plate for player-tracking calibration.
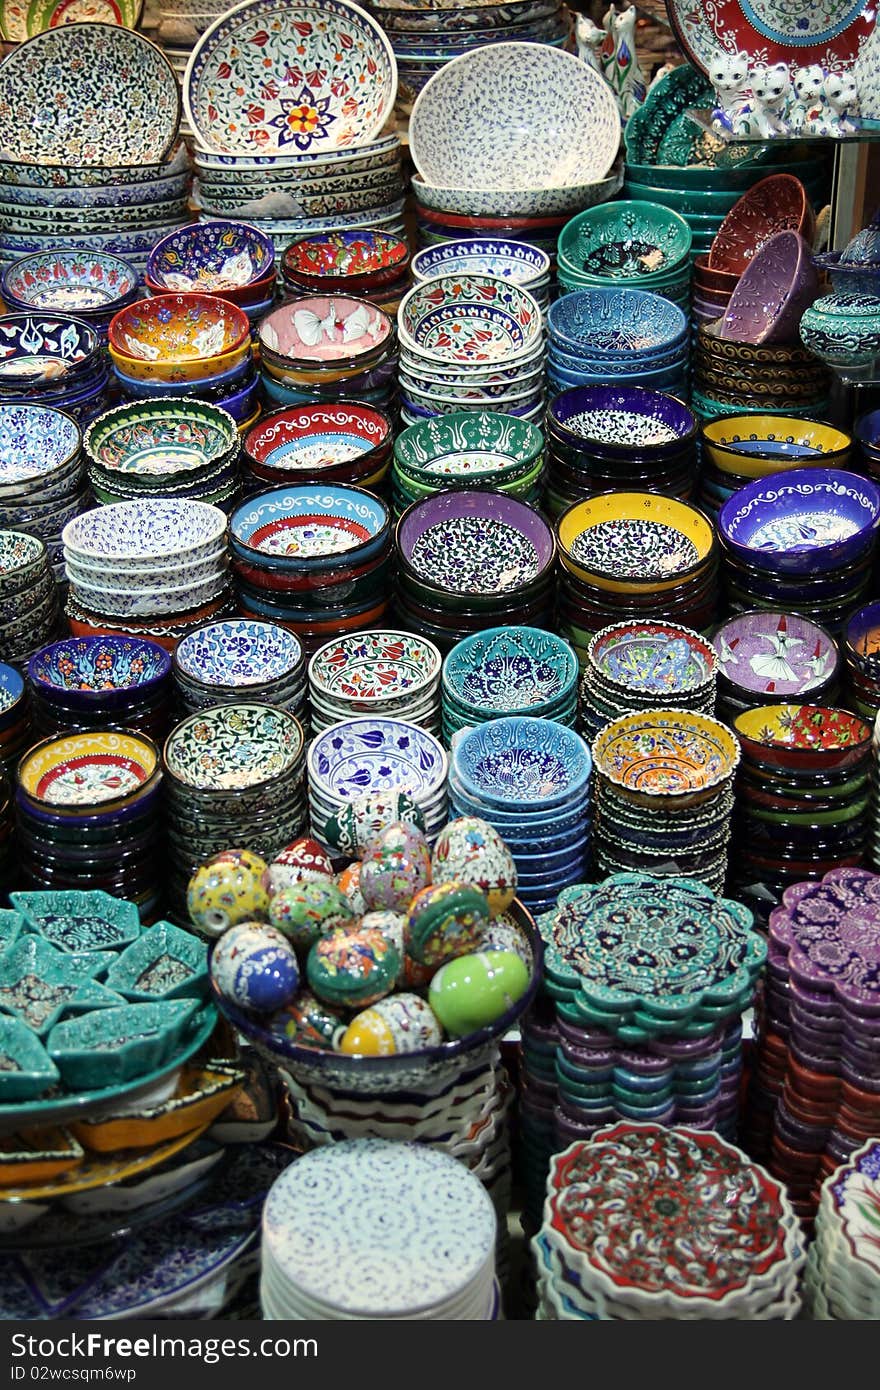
[397,489,554,596]
[0,1122,210,1202]
[0,24,180,167]
[23,0,142,36]
[666,0,875,79]
[18,731,160,808]
[591,709,740,796]
[184,0,397,156]
[163,703,304,792]
[308,715,447,799]
[309,630,441,704]
[712,611,839,698]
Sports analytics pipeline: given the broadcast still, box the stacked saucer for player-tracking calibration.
[842,603,880,723]
[172,619,306,721]
[307,716,448,846]
[555,492,719,659]
[411,240,551,312]
[806,1139,880,1318]
[392,411,545,519]
[534,1124,803,1320]
[242,403,393,496]
[0,401,89,573]
[0,530,61,668]
[0,312,109,427]
[395,490,556,653]
[163,703,306,922]
[545,385,699,517]
[698,414,851,524]
[308,630,442,736]
[281,232,411,317]
[83,399,241,511]
[259,295,398,415]
[0,251,139,344]
[27,636,173,743]
[62,500,231,652]
[0,660,31,779]
[579,621,717,745]
[712,611,841,726]
[442,627,578,744]
[14,729,163,913]
[591,710,739,893]
[262,1140,497,1320]
[746,867,880,1221]
[730,704,873,910]
[397,273,545,425]
[229,485,393,658]
[145,220,277,335]
[557,201,692,309]
[547,289,689,396]
[449,716,591,916]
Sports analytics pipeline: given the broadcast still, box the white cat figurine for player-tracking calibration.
[710,49,751,131]
[823,70,860,134]
[749,62,792,136]
[574,14,605,75]
[608,5,647,118]
[789,64,826,134]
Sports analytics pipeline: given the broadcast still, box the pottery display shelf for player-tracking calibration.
[805,1137,880,1319]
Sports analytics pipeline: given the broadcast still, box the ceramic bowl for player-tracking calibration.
[230,484,389,571]
[547,385,696,460]
[0,313,101,387]
[396,488,555,599]
[282,231,410,294]
[547,288,686,360]
[587,620,716,696]
[243,402,391,481]
[174,619,303,691]
[452,713,590,810]
[145,220,275,295]
[1,251,139,320]
[0,1014,59,1100]
[411,168,623,220]
[709,175,816,276]
[718,468,880,575]
[28,636,171,710]
[397,273,542,367]
[557,200,692,282]
[734,704,872,774]
[592,708,739,798]
[83,398,238,480]
[719,231,818,346]
[308,628,440,709]
[393,410,543,485]
[0,401,82,495]
[307,715,447,806]
[702,416,851,478]
[62,499,228,573]
[107,294,251,381]
[557,492,715,593]
[411,237,550,289]
[798,293,880,369]
[46,998,199,1089]
[164,701,303,797]
[258,295,393,370]
[105,923,208,1003]
[17,729,161,813]
[409,42,618,190]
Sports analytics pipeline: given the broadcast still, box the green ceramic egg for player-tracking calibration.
[428,950,530,1037]
[405,880,489,967]
[306,923,401,1008]
[268,880,356,952]
[267,987,347,1050]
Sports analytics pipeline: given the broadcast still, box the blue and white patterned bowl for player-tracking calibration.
[174,619,303,691]
[146,220,275,294]
[62,498,229,573]
[443,626,578,718]
[411,167,623,221]
[1,251,139,322]
[0,402,81,495]
[308,716,448,801]
[28,637,172,711]
[230,485,390,571]
[718,468,880,576]
[411,238,550,289]
[548,385,697,460]
[0,313,102,387]
[452,716,592,810]
[548,289,687,361]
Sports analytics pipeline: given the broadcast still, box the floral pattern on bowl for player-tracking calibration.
[452,715,591,809]
[62,498,228,569]
[309,630,441,705]
[244,403,391,474]
[84,399,238,477]
[443,626,578,715]
[398,273,541,365]
[175,619,303,688]
[108,294,250,366]
[1,251,139,316]
[28,636,171,706]
[591,709,740,797]
[308,716,448,801]
[146,221,275,293]
[230,484,388,565]
[163,702,304,792]
[0,314,99,385]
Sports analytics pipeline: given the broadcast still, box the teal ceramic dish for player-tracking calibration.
[0,910,23,951]
[105,923,209,1003]
[558,200,692,282]
[799,293,880,370]
[622,181,742,214]
[46,999,200,1090]
[0,934,120,1036]
[10,890,142,954]
[0,1015,59,1100]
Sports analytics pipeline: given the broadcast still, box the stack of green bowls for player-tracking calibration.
[556,200,692,309]
[391,409,545,519]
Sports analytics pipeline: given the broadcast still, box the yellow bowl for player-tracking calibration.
[592,708,740,798]
[18,730,160,810]
[70,1063,243,1152]
[702,415,852,479]
[108,292,252,383]
[108,338,252,385]
[557,492,716,593]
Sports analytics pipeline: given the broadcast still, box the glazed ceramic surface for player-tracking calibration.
[108,294,249,366]
[712,612,838,697]
[1,252,138,315]
[667,0,873,85]
[308,717,447,800]
[184,0,397,155]
[0,24,180,166]
[558,493,713,585]
[62,499,228,566]
[770,867,880,1013]
[84,400,237,476]
[0,403,80,487]
[591,710,739,796]
[0,314,99,382]
[245,404,390,472]
[397,490,553,594]
[17,731,159,807]
[29,637,171,701]
[394,410,542,481]
[443,627,577,714]
[411,239,550,287]
[549,385,696,452]
[548,289,686,358]
[146,221,275,293]
[588,622,716,695]
[164,704,303,791]
[175,620,303,687]
[718,469,880,572]
[260,296,392,363]
[309,631,440,703]
[398,274,541,365]
[558,200,692,281]
[231,485,387,561]
[453,716,591,808]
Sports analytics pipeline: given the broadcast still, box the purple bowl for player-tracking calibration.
[719,230,819,346]
[718,468,880,575]
[28,636,171,711]
[547,384,697,459]
[395,488,556,596]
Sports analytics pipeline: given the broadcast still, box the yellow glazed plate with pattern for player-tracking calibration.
[0,1126,83,1185]
[592,708,740,797]
[17,730,160,810]
[70,1063,244,1152]
[0,1119,210,1200]
[702,415,851,479]
[557,492,715,593]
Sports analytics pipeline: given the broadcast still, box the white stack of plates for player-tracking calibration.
[261,1139,498,1319]
[307,630,442,735]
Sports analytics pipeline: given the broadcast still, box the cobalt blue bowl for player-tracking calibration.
[718,468,880,576]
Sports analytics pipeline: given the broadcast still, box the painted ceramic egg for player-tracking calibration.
[268,988,347,1050]
[405,880,489,967]
[268,880,356,953]
[323,790,426,859]
[476,914,534,969]
[263,838,335,898]
[428,950,529,1036]
[361,910,406,983]
[360,821,431,913]
[403,954,437,989]
[306,923,400,1008]
[209,848,268,879]
[432,817,517,915]
[339,994,444,1057]
[337,861,366,915]
[210,922,299,1013]
[187,859,270,937]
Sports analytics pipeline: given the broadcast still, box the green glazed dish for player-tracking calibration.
[104,923,209,1004]
[393,410,543,485]
[558,200,692,281]
[84,398,238,478]
[46,999,201,1090]
[0,934,120,1035]
[0,909,23,951]
[10,890,142,954]
[623,181,742,214]
[0,1014,59,1100]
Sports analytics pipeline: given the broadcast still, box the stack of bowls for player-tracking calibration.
[806,1138,880,1316]
[27,636,174,742]
[692,255,737,326]
[172,618,307,721]
[842,603,880,722]
[547,289,689,396]
[395,490,556,653]
[579,620,717,745]
[545,385,699,518]
[163,702,306,921]
[0,312,110,426]
[392,410,544,519]
[591,709,740,893]
[282,233,411,318]
[83,398,241,510]
[717,468,880,633]
[730,705,873,915]
[0,661,31,779]
[448,716,591,916]
[555,493,719,661]
[411,240,551,312]
[397,273,545,425]
[259,296,397,415]
[698,414,851,521]
[107,293,257,424]
[308,630,442,736]
[711,610,841,726]
[228,484,393,657]
[441,627,579,745]
[557,201,693,309]
[0,251,140,343]
[0,402,88,576]
[856,407,880,484]
[307,715,448,845]
[61,499,231,652]
[145,221,277,337]
[14,728,164,913]
[692,321,831,425]
[0,26,189,276]
[0,530,61,668]
[242,403,393,498]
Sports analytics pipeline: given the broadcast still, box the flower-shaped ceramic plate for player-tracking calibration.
[0,24,180,167]
[769,866,880,1014]
[184,0,397,156]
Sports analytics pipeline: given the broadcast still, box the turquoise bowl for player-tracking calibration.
[558,200,692,281]
[623,182,743,214]
[46,998,200,1089]
[0,908,23,951]
[443,626,578,718]
[10,889,142,953]
[799,293,880,369]
[0,934,120,1035]
[104,922,209,1003]
[0,1014,59,1099]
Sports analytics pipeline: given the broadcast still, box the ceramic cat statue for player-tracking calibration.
[574,13,605,75]
[789,65,826,134]
[608,5,647,118]
[823,70,860,134]
[750,62,792,136]
[710,49,751,132]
